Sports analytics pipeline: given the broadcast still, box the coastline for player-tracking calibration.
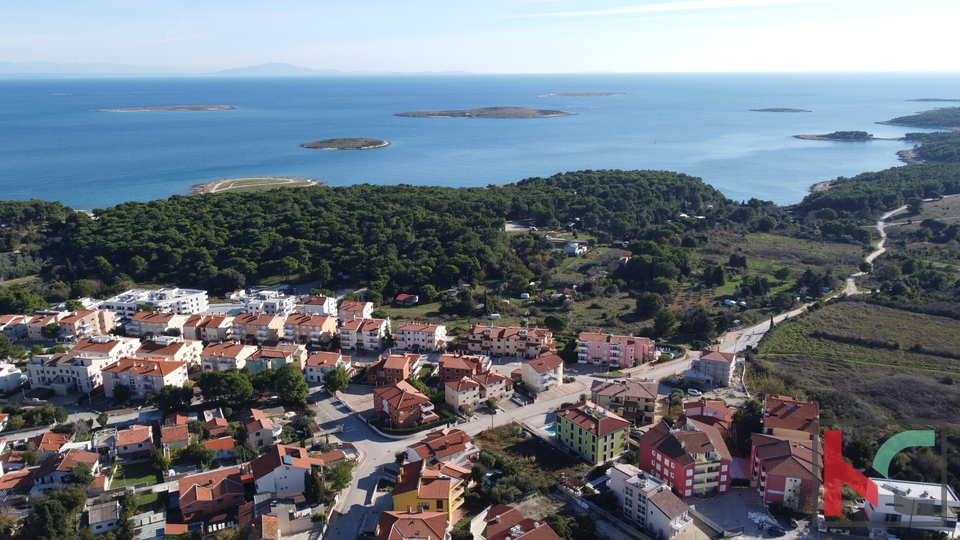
[190,177,322,195]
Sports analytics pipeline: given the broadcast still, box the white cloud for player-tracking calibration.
[511,0,848,18]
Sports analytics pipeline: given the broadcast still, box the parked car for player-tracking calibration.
[789,518,799,528]
[687,388,702,397]
[768,526,786,537]
[817,514,826,532]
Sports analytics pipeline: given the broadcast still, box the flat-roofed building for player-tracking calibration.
[101,288,209,319]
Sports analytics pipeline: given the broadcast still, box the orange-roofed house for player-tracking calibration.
[555,401,630,465]
[31,432,72,460]
[26,335,141,395]
[302,295,337,316]
[245,348,296,375]
[338,301,373,320]
[30,448,102,494]
[762,395,820,440]
[374,510,449,540]
[438,354,491,383]
[177,466,248,524]
[483,505,564,540]
[283,313,337,345]
[392,460,465,522]
[305,352,353,384]
[136,336,203,368]
[689,349,739,388]
[0,315,27,340]
[374,381,439,429]
[124,310,187,338]
[639,418,733,498]
[102,357,187,399]
[108,424,154,458]
[367,352,425,387]
[240,409,281,449]
[577,331,655,368]
[161,425,191,453]
[339,318,390,352]
[405,428,478,465]
[682,399,736,433]
[232,313,285,345]
[183,314,235,342]
[25,311,66,341]
[591,378,662,425]
[56,309,117,343]
[749,433,821,510]
[250,444,327,497]
[205,437,236,461]
[200,341,257,372]
[521,354,564,392]
[458,325,555,359]
[395,323,446,352]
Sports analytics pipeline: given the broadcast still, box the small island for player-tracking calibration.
[300,138,389,150]
[794,131,883,141]
[99,105,235,112]
[750,108,811,113]
[547,92,627,97]
[396,106,573,118]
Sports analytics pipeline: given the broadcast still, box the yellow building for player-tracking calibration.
[392,460,466,523]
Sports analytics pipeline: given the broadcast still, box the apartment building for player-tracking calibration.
[762,395,820,440]
[26,335,140,395]
[405,428,479,466]
[200,341,257,372]
[283,313,337,344]
[458,326,555,359]
[338,301,373,320]
[302,295,337,316]
[444,372,513,412]
[555,401,630,464]
[101,288,209,319]
[136,336,203,368]
[244,291,298,318]
[339,318,390,352]
[590,378,661,425]
[305,352,353,384]
[392,460,465,523]
[367,352,425,387]
[639,418,733,498]
[57,309,117,343]
[607,463,693,539]
[438,354,491,383]
[232,313,285,344]
[124,310,187,338]
[864,479,960,538]
[521,354,564,392]
[182,314,235,342]
[0,315,26,340]
[245,348,296,374]
[577,332,655,368]
[26,311,66,341]
[374,381,439,429]
[687,349,739,388]
[395,323,447,353]
[482,505,564,540]
[749,433,820,510]
[102,357,188,399]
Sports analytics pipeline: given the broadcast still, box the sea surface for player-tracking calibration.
[1,72,958,209]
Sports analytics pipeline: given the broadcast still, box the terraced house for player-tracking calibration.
[554,401,630,464]
[458,326,555,359]
[283,313,337,345]
[590,378,661,425]
[182,314,235,342]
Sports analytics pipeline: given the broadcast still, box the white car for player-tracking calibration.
[687,388,702,397]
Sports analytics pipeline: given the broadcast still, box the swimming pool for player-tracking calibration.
[544,425,556,436]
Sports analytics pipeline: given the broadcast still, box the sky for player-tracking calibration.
[2,0,959,73]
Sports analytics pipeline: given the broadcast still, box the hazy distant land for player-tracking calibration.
[300,138,389,150]
[547,92,627,97]
[396,106,573,118]
[99,105,235,112]
[908,98,960,102]
[750,108,811,113]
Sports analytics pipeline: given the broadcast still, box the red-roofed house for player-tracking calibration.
[405,428,478,465]
[367,352,425,387]
[762,395,820,440]
[374,381,439,429]
[639,418,733,498]
[136,336,203,368]
[161,425,191,453]
[201,341,257,372]
[110,424,154,458]
[394,294,419,306]
[690,349,739,388]
[232,313,285,344]
[56,309,117,343]
[0,315,27,340]
[205,437,236,461]
[338,301,373,320]
[339,318,390,352]
[30,448,102,494]
[240,409,281,449]
[555,401,631,464]
[374,510,449,540]
[102,357,187,399]
[577,331,655,368]
[31,432,72,460]
[125,310,187,338]
[177,466,248,523]
[302,296,337,316]
[250,444,327,497]
[750,433,821,510]
[395,323,446,352]
[458,325,555,359]
[438,354,491,383]
[392,460,465,522]
[444,371,513,412]
[26,312,66,341]
[483,505,564,540]
[682,399,736,433]
[182,314,235,342]
[283,313,337,345]
[305,352,354,384]
[521,354,564,392]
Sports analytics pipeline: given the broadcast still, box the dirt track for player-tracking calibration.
[192,177,319,194]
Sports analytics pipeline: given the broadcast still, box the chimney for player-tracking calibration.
[407,506,412,513]
[495,516,501,524]
[417,506,424,513]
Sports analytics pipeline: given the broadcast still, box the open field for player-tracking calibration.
[191,177,320,195]
[737,233,864,275]
[474,424,590,488]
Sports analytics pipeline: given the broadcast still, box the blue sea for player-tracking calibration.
[1,72,958,209]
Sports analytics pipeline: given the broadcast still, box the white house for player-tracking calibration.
[100,288,209,320]
[608,463,693,539]
[864,478,960,538]
[87,501,122,535]
[245,291,298,318]
[395,323,447,353]
[302,296,337,316]
[520,354,564,392]
[249,444,328,498]
[0,362,26,392]
[31,449,102,494]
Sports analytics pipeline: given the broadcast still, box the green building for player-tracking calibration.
[554,401,631,464]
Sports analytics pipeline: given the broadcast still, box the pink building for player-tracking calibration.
[577,332,654,368]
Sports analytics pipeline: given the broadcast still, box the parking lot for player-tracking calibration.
[688,488,817,540]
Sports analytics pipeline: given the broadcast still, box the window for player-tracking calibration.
[204,503,210,508]
[138,443,143,448]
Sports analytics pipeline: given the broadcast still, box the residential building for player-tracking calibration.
[0,362,25,392]
[577,332,654,368]
[438,354,491,383]
[374,510,449,540]
[0,315,26,340]
[639,418,733,498]
[367,352,425,387]
[405,428,479,466]
[682,399,736,434]
[87,501,122,535]
[232,313,285,344]
[240,409,281,449]
[607,463,693,539]
[103,424,155,458]
[339,318,390,352]
[863,479,960,538]
[444,371,513,412]
[25,311,66,340]
[686,349,739,388]
[245,291,298,318]
[395,323,446,352]
[250,444,328,498]
[178,467,248,524]
[394,294,419,306]
[26,335,140,395]
[102,357,188,399]
[749,433,820,510]
[302,296,337,316]
[392,460,465,523]
[521,354,564,392]
[125,311,187,338]
[762,395,820,440]
[482,505,564,540]
[458,326,555,359]
[31,432,72,460]
[282,313,336,345]
[245,348,296,374]
[161,425,191,454]
[204,408,229,438]
[182,314,235,342]
[555,401,630,464]
[374,381,439,429]
[56,309,117,343]
[205,437,236,461]
[338,301,373,320]
[200,341,257,372]
[304,352,353,384]
[590,378,661,425]
[136,336,203,368]
[30,448,102,493]
[101,288,209,319]
[261,342,308,368]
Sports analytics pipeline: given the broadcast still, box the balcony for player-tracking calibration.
[421,403,435,413]
[671,514,694,535]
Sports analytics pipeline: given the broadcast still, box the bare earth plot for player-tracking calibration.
[192,177,320,195]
